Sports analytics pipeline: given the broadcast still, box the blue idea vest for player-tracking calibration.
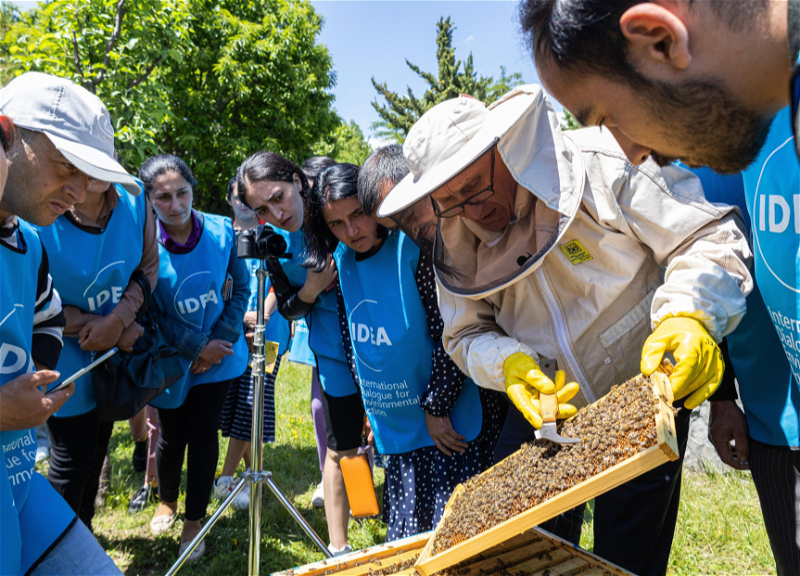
[289,318,315,366]
[0,222,74,575]
[37,185,147,417]
[335,231,482,455]
[151,214,248,409]
[273,227,355,396]
[246,259,290,355]
[685,165,797,447]
[741,107,800,447]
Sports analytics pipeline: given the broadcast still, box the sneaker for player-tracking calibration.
[328,543,352,557]
[128,485,157,514]
[311,481,325,508]
[132,440,148,472]
[232,482,250,511]
[213,476,234,501]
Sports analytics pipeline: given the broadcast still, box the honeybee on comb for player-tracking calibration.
[431,374,660,556]
[365,554,419,576]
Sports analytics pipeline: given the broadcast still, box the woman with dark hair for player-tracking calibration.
[305,163,500,540]
[298,154,336,509]
[139,154,249,563]
[215,175,291,510]
[301,156,336,185]
[237,151,356,555]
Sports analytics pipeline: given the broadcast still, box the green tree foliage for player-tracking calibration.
[314,120,373,166]
[1,0,342,213]
[3,0,192,165]
[158,1,340,213]
[371,17,524,143]
[560,110,581,131]
[0,3,21,86]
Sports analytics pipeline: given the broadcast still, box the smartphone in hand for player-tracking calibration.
[46,348,118,395]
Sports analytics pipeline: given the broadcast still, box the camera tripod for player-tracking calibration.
[166,260,333,576]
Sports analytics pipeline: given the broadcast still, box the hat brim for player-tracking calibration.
[377,91,537,218]
[44,132,141,196]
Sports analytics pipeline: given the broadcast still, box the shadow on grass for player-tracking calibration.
[99,427,334,576]
[97,511,327,576]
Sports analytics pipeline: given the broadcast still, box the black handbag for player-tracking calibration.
[92,272,185,422]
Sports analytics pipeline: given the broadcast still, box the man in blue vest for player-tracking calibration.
[0,72,136,575]
[521,0,796,173]
[517,2,800,572]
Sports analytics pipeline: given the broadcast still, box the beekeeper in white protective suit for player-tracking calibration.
[377,85,752,576]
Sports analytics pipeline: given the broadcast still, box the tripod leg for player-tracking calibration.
[164,477,249,576]
[265,475,333,557]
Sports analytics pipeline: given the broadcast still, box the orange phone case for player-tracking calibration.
[340,453,379,518]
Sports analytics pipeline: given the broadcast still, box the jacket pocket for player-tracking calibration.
[598,284,657,382]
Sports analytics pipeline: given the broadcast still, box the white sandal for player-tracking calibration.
[149,511,176,535]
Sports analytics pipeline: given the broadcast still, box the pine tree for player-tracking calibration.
[371,17,523,143]
[560,110,582,131]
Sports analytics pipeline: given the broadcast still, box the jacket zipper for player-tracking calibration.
[533,266,596,403]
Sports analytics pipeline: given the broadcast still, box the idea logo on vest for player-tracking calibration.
[81,260,130,313]
[0,304,35,378]
[173,271,222,329]
[348,299,394,374]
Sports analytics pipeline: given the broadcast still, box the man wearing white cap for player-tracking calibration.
[378,86,752,575]
[0,72,125,575]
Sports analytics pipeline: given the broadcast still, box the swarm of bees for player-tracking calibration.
[431,374,660,556]
[366,554,420,576]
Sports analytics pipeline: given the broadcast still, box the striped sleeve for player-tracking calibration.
[32,245,65,369]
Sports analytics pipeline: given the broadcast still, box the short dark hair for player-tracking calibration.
[357,145,409,217]
[226,176,236,202]
[303,163,360,271]
[236,151,309,209]
[138,154,197,197]
[520,0,766,81]
[301,156,336,186]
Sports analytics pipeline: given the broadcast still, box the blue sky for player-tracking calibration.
[312,1,557,142]
[10,1,559,142]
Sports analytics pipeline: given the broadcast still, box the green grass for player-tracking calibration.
[579,470,774,575]
[44,361,775,575]
[74,362,386,575]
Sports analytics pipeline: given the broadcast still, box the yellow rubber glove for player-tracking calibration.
[640,316,725,410]
[504,353,579,428]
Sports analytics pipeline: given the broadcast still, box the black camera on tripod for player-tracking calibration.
[236,225,291,260]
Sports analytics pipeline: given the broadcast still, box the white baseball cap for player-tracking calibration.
[0,72,140,196]
[377,89,538,217]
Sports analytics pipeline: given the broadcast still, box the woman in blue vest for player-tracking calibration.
[301,155,337,510]
[215,177,292,510]
[304,164,498,540]
[36,168,156,532]
[140,155,249,564]
[237,152,358,555]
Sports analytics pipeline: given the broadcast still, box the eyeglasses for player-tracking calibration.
[791,64,800,159]
[0,116,14,154]
[430,147,496,218]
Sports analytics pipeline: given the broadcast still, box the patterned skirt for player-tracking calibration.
[219,354,282,443]
[381,388,505,541]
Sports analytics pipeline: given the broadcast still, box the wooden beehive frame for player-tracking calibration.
[273,527,634,576]
[415,372,679,576]
[273,533,430,576]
